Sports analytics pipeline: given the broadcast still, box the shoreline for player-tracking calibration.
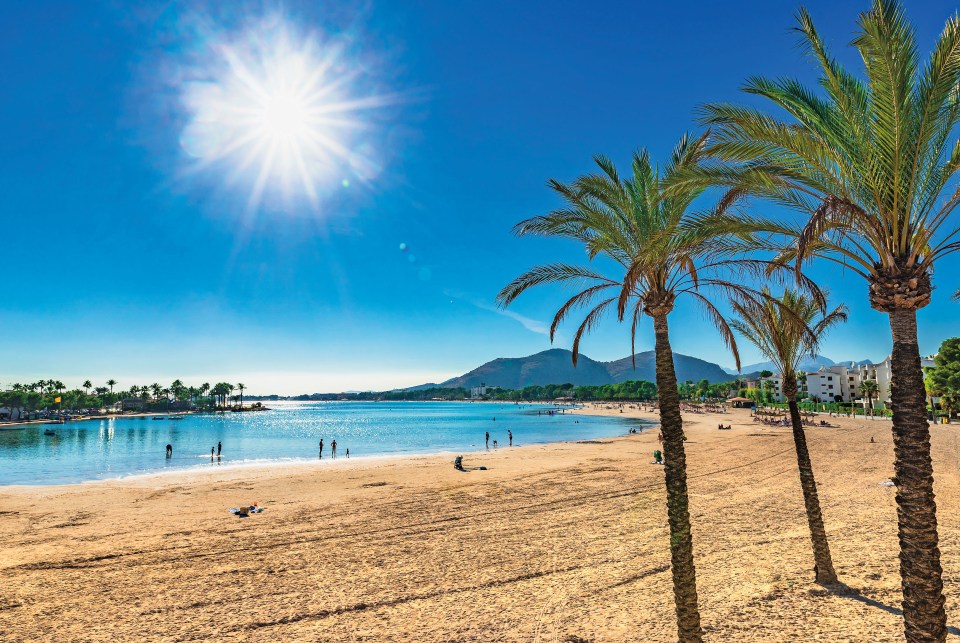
[4,406,957,640]
[1,406,651,488]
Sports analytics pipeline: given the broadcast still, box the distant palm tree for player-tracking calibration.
[860,379,880,415]
[941,391,958,420]
[498,134,788,642]
[150,383,162,401]
[107,379,117,396]
[680,3,960,636]
[237,383,246,408]
[82,380,92,395]
[730,289,846,584]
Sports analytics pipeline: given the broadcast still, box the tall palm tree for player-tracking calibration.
[107,379,117,396]
[497,134,793,642]
[860,379,880,414]
[237,383,246,408]
[82,380,92,396]
[682,3,960,637]
[730,288,846,584]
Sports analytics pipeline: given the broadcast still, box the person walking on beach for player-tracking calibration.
[319,438,324,459]
[485,431,490,449]
[508,430,513,446]
[165,444,172,458]
[217,441,222,457]
[331,439,337,459]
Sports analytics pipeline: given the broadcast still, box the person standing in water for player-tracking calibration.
[345,448,350,458]
[217,441,222,457]
[331,439,337,459]
[210,446,215,459]
[319,438,324,459]
[485,431,490,449]
[165,444,172,458]
[508,430,513,446]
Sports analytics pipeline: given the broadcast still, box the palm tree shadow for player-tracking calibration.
[828,582,960,635]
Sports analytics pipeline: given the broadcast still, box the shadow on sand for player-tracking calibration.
[827,582,960,636]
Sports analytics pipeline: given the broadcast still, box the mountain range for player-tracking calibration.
[409,349,876,391]
[722,355,874,376]
[412,348,731,390]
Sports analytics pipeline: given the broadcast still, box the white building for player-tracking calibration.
[805,365,855,403]
[802,356,935,406]
[748,374,805,403]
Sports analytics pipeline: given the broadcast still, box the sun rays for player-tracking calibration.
[177,14,392,212]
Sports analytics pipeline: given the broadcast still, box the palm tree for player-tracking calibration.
[730,288,846,584]
[684,3,960,637]
[82,380,92,396]
[150,383,162,401]
[497,134,790,642]
[237,383,246,408]
[941,391,958,421]
[107,379,117,396]
[860,379,880,415]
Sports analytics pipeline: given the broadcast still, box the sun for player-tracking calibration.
[177,16,389,211]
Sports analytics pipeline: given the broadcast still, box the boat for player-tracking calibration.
[43,429,56,436]
[152,416,165,420]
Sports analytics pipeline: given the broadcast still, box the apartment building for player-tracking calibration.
[747,355,935,406]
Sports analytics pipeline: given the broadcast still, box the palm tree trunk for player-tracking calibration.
[652,313,703,642]
[889,308,946,642]
[784,379,837,584]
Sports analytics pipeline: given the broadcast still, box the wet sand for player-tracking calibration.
[2,407,960,641]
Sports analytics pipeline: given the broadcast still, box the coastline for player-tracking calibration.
[2,401,645,487]
[0,410,197,431]
[3,406,957,640]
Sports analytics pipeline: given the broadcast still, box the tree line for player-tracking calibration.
[0,380,249,414]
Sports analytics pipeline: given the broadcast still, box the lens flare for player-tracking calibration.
[177,14,392,212]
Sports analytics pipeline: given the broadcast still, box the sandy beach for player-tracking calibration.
[3,406,960,641]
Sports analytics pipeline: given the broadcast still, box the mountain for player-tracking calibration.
[440,349,612,389]
[724,355,835,376]
[722,355,875,376]
[436,348,731,390]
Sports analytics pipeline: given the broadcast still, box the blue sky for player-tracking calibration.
[2,1,959,394]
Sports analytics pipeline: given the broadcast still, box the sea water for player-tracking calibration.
[0,401,647,485]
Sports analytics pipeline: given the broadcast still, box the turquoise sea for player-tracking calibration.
[0,401,645,485]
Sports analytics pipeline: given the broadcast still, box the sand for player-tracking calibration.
[2,406,960,641]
